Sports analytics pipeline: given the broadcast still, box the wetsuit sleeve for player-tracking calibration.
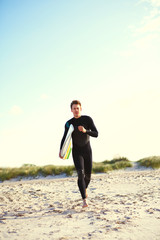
[86,117,98,138]
[60,122,69,150]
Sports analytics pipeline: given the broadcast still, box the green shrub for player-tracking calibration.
[110,157,130,164]
[112,161,132,170]
[92,157,132,172]
[92,164,112,173]
[137,156,160,169]
[63,166,75,176]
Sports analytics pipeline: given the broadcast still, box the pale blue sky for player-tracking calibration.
[0,0,160,167]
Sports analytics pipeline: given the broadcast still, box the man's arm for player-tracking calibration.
[78,117,98,137]
[86,117,98,137]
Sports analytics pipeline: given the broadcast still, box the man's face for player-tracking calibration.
[71,104,82,118]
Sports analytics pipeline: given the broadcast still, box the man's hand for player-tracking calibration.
[78,126,86,133]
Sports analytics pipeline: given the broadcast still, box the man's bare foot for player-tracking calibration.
[82,199,88,208]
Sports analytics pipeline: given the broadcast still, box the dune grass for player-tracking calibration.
[0,164,75,182]
[1,156,160,182]
[137,156,160,169]
[0,157,133,182]
[92,157,132,173]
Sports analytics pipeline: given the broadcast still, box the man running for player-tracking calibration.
[59,100,98,207]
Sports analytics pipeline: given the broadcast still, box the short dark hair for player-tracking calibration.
[70,100,81,109]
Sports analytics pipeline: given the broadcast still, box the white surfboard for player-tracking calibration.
[60,124,74,159]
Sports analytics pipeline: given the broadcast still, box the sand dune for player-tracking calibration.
[0,169,160,240]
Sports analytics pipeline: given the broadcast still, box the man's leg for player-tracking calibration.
[72,149,87,200]
[77,169,87,199]
[84,144,92,190]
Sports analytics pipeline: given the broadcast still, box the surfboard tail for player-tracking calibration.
[64,141,72,159]
[60,124,74,160]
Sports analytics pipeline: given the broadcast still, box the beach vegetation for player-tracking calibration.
[0,158,132,182]
[137,156,160,169]
[92,157,132,173]
[0,165,75,182]
[2,155,160,182]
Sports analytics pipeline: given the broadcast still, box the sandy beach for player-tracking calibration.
[0,169,160,240]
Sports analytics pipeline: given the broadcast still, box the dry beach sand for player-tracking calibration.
[0,169,160,240]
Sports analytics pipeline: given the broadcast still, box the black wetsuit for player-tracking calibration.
[60,115,98,199]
